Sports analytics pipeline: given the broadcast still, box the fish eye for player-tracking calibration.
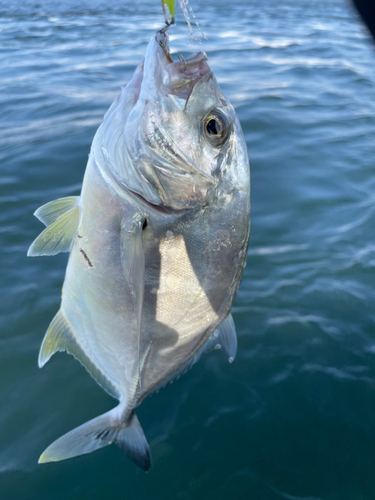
[204,109,229,146]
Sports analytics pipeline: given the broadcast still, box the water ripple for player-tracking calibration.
[1,0,375,497]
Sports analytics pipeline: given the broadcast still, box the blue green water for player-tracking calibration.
[2,0,375,498]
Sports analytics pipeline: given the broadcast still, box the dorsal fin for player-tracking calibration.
[39,309,119,400]
[215,313,237,363]
[27,205,80,257]
[34,196,80,226]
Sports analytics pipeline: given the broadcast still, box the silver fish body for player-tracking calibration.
[28,32,250,470]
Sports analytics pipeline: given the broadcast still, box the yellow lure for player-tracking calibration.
[161,0,175,23]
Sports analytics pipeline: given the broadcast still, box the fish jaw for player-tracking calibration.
[138,32,211,102]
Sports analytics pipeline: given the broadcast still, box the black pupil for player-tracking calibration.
[206,118,221,135]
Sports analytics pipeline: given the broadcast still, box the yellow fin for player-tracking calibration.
[34,196,80,226]
[27,205,79,257]
[39,309,119,399]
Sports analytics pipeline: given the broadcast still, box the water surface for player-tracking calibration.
[1,0,375,498]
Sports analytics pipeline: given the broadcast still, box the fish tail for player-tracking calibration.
[38,407,151,471]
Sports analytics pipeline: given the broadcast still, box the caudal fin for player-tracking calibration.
[39,408,151,470]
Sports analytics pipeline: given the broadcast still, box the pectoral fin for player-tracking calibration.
[28,205,80,257]
[121,213,147,395]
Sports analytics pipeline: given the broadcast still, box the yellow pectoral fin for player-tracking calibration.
[27,205,80,257]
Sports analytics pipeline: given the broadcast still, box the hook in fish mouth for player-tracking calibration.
[153,31,210,100]
[155,31,173,63]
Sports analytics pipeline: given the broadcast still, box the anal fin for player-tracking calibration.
[39,309,119,399]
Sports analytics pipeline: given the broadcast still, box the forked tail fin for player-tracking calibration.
[39,408,151,471]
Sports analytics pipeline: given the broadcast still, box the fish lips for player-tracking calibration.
[162,51,212,102]
[139,31,212,104]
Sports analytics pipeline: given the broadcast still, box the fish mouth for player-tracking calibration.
[155,31,211,101]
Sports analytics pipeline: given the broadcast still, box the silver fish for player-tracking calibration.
[28,32,250,470]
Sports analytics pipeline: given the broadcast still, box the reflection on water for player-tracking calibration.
[1,0,375,498]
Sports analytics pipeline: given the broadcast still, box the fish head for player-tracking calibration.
[100,32,249,212]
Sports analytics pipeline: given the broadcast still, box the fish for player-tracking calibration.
[28,31,250,470]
